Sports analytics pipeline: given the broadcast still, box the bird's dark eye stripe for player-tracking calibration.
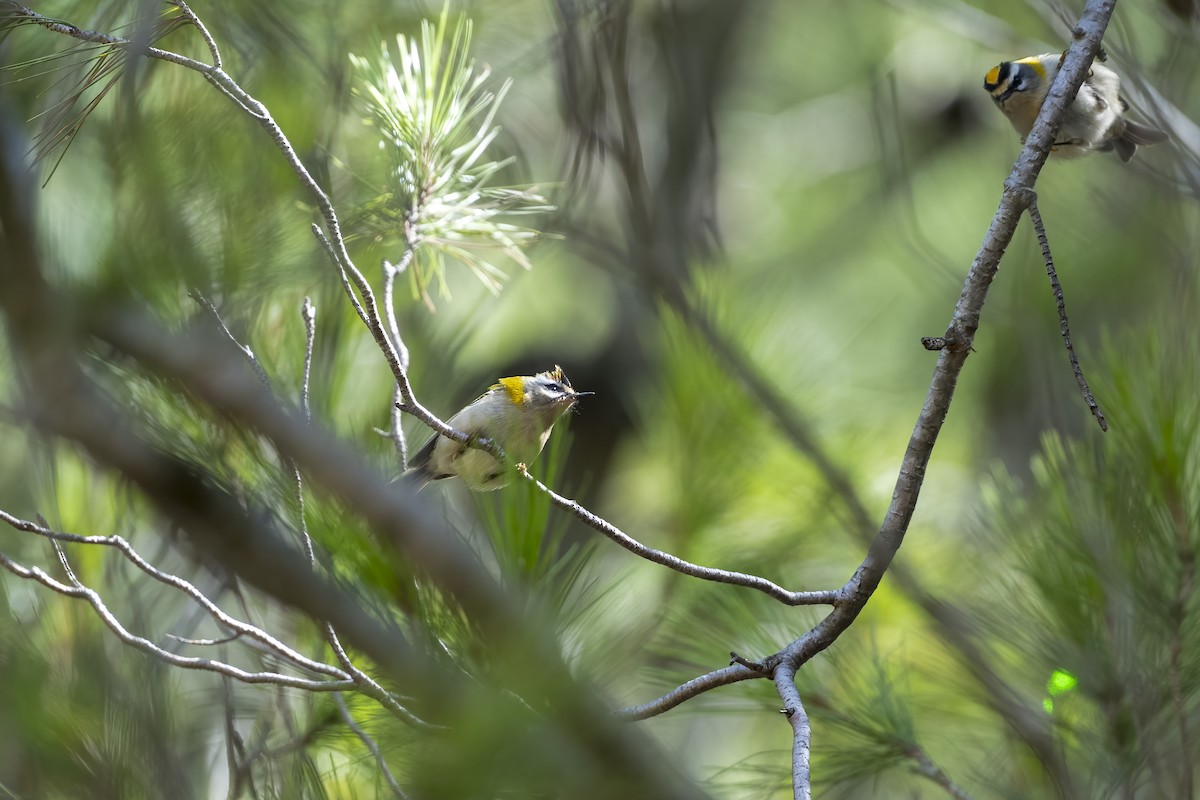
[547,382,562,392]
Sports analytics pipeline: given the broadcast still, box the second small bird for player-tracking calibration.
[983,53,1167,161]
[403,365,590,491]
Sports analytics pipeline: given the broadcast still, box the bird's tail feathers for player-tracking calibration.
[395,435,442,491]
[398,463,435,491]
[1111,120,1168,162]
[1123,119,1169,146]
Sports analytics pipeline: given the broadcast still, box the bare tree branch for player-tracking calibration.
[382,254,413,374]
[300,298,316,423]
[334,693,410,800]
[291,297,322,565]
[774,665,812,800]
[755,9,1114,792]
[0,546,355,692]
[518,467,841,606]
[171,0,220,69]
[190,289,273,391]
[616,664,760,720]
[383,253,413,468]
[0,509,344,679]
[323,622,437,730]
[553,2,1115,793]
[774,0,1115,667]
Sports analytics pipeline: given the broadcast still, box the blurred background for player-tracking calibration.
[1,0,1198,797]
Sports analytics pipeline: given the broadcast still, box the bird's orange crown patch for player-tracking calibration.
[1014,56,1047,78]
[497,376,526,405]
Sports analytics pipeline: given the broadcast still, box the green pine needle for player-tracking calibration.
[350,7,555,310]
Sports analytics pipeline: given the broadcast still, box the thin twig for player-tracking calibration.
[312,226,369,326]
[517,467,841,606]
[382,254,412,467]
[334,693,411,800]
[615,664,761,720]
[291,298,428,727]
[0,509,345,678]
[300,298,316,424]
[729,651,767,671]
[290,301,317,566]
[167,631,242,646]
[171,0,221,69]
[390,384,407,471]
[190,289,272,391]
[220,669,243,800]
[1025,195,1107,431]
[325,622,439,729]
[0,548,355,692]
[6,4,219,72]
[382,254,413,374]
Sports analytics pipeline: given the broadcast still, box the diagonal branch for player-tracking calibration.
[334,693,411,800]
[616,663,762,720]
[519,467,841,606]
[768,0,1117,674]
[0,509,346,679]
[600,6,1115,796]
[0,547,355,692]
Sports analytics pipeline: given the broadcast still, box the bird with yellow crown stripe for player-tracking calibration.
[402,366,591,491]
[983,53,1167,162]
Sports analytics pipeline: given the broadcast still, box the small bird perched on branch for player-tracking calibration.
[984,53,1167,162]
[403,366,591,491]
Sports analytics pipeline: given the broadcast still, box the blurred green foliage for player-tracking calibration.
[1,0,1198,797]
